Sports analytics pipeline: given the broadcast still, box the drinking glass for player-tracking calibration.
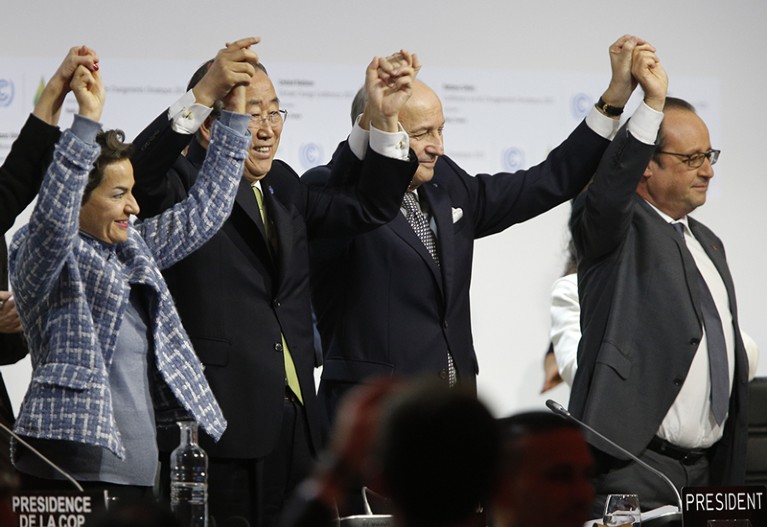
[603,494,641,527]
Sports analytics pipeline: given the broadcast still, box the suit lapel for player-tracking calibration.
[423,182,454,302]
[389,188,444,296]
[237,179,267,238]
[690,219,736,313]
[235,179,275,267]
[690,219,749,383]
[639,199,704,323]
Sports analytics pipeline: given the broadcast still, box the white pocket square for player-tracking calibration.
[452,207,463,223]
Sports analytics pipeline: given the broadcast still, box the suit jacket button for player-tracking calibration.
[443,320,449,329]
[673,377,683,386]
[689,338,699,346]
[274,342,283,352]
[439,369,448,380]
[273,300,281,308]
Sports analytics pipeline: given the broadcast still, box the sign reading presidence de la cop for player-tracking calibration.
[683,486,767,526]
[11,491,108,527]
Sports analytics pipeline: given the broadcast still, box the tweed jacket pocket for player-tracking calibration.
[33,363,95,390]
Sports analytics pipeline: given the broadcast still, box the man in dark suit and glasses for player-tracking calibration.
[569,44,749,512]
[130,41,418,527]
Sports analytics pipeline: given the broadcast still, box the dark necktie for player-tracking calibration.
[401,192,456,387]
[672,222,729,425]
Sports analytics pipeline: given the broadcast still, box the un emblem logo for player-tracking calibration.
[0,79,14,107]
[299,143,323,169]
[570,93,592,120]
[502,147,524,172]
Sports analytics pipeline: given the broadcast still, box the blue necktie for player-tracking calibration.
[672,222,729,425]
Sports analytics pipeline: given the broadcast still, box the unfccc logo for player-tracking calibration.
[502,147,524,172]
[299,143,323,169]
[571,93,592,120]
[0,79,14,107]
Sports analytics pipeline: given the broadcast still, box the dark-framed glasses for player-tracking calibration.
[656,148,720,168]
[249,109,288,128]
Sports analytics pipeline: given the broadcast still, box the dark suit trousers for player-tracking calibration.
[591,446,709,516]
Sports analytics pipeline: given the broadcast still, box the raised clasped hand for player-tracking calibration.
[364,49,420,132]
[603,35,653,109]
[195,37,261,108]
[631,44,668,112]
[33,45,100,125]
[70,63,105,122]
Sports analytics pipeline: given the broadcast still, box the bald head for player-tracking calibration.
[401,80,441,120]
[400,80,445,189]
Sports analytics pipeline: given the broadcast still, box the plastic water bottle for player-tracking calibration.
[170,421,208,527]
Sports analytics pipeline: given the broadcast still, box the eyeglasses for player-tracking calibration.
[249,109,288,129]
[656,149,720,168]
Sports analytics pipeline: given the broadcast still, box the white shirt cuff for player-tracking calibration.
[369,123,409,161]
[348,115,410,161]
[348,115,369,160]
[627,102,664,145]
[168,89,214,135]
[585,106,621,140]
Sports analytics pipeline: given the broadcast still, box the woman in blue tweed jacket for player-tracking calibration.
[8,60,252,495]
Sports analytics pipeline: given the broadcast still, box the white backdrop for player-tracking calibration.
[1,0,765,418]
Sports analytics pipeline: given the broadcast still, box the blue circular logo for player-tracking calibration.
[0,79,14,107]
[299,143,323,169]
[570,93,592,120]
[502,147,524,172]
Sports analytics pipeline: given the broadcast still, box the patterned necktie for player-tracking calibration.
[253,186,304,404]
[672,222,729,425]
[402,192,456,386]
[402,192,440,267]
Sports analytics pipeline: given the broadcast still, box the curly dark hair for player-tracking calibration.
[82,129,133,204]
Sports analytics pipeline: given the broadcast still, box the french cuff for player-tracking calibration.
[627,102,664,145]
[168,89,213,134]
[369,122,409,161]
[585,106,621,140]
[217,110,251,135]
[348,114,370,160]
[71,114,101,145]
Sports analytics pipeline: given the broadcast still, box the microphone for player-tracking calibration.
[545,399,683,513]
[361,486,389,515]
[0,422,84,492]
[338,487,393,527]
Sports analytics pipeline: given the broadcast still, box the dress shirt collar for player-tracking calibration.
[643,199,690,233]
